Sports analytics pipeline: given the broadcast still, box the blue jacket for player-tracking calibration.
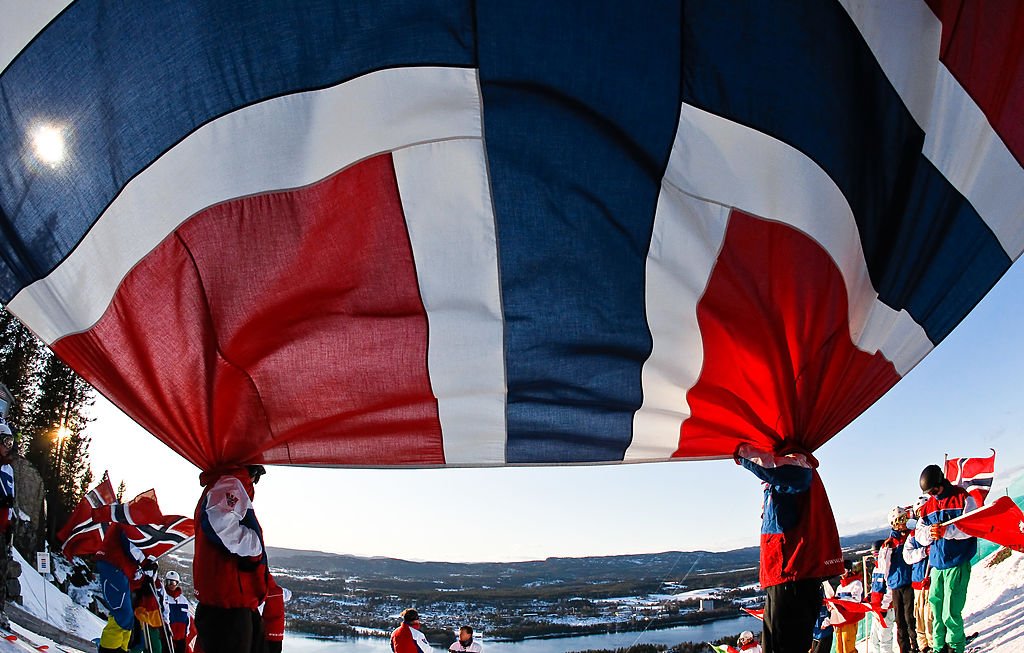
[884,530,913,590]
[916,484,977,570]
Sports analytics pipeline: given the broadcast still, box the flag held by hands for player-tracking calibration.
[943,495,1024,552]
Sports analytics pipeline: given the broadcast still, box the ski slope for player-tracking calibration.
[961,548,1024,652]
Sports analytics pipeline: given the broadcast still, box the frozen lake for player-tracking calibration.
[285,616,761,653]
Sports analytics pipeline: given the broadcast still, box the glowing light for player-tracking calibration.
[55,424,72,443]
[32,124,66,166]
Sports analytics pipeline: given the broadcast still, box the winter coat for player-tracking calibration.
[263,575,291,642]
[0,462,13,534]
[902,533,930,590]
[881,530,913,590]
[915,484,977,570]
[737,446,843,588]
[869,563,892,610]
[832,575,865,624]
[163,585,190,641]
[391,623,432,653]
[193,470,268,609]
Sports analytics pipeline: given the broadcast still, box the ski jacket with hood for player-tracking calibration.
[915,484,977,570]
[193,470,268,609]
[736,445,843,588]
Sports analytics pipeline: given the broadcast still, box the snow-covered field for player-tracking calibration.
[962,548,1024,652]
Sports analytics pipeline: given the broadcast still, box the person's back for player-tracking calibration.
[391,609,430,653]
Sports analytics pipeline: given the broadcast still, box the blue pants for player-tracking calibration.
[97,560,134,630]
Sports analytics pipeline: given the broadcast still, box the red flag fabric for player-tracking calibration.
[825,598,887,628]
[945,450,996,505]
[90,489,165,525]
[943,496,1024,552]
[740,607,764,621]
[57,476,117,557]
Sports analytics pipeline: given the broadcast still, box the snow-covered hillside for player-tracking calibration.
[962,548,1024,652]
[12,548,104,643]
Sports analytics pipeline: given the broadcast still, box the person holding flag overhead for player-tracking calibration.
[915,465,977,653]
[194,464,269,653]
[734,444,843,653]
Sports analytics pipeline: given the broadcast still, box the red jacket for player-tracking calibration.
[391,623,427,653]
[738,448,843,587]
[263,575,286,642]
[193,471,268,609]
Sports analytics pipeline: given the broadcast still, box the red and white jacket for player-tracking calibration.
[391,623,432,653]
[193,470,268,609]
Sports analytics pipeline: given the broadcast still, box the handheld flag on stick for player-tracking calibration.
[945,450,996,506]
[740,607,764,621]
[942,495,1024,552]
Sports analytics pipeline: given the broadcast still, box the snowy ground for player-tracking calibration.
[12,549,104,644]
[961,548,1024,652]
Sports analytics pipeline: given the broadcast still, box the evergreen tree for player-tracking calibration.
[0,307,43,430]
[116,480,126,502]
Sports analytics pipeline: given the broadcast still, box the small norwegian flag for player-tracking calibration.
[945,450,996,506]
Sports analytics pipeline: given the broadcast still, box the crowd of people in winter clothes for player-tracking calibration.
[735,439,979,653]
[93,464,289,653]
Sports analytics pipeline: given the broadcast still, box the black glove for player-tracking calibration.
[141,557,158,573]
[0,496,13,509]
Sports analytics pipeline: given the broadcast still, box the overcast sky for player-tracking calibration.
[87,262,1024,563]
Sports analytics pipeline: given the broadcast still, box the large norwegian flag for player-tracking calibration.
[945,450,996,506]
[1,3,1023,473]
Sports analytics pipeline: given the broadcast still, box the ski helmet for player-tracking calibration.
[919,464,945,493]
[165,570,180,583]
[888,505,909,527]
[738,631,754,645]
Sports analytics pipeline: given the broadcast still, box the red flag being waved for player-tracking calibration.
[943,496,1024,552]
[58,477,194,558]
[57,475,118,557]
[825,598,887,628]
[945,450,996,506]
[91,488,164,525]
[740,607,764,621]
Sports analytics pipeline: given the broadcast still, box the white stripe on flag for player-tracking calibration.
[627,187,729,461]
[8,66,483,344]
[840,0,1024,259]
[393,140,508,465]
[0,0,72,73]
[626,102,933,460]
[663,103,931,376]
